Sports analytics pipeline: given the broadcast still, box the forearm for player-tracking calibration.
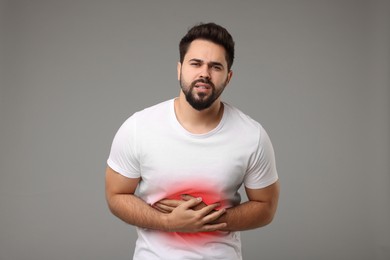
[217,200,276,231]
[107,194,227,233]
[107,193,168,231]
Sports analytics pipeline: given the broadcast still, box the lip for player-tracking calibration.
[194,82,211,89]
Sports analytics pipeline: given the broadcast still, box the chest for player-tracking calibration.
[137,130,254,205]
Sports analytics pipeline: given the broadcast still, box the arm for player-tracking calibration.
[154,180,280,231]
[105,166,227,233]
[217,180,280,231]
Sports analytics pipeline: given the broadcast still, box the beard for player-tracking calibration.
[180,75,228,111]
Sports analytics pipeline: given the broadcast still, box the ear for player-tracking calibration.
[226,70,233,85]
[177,62,182,81]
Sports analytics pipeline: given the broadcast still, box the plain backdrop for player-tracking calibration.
[1,1,389,259]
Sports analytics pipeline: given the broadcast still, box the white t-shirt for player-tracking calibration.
[107,99,278,260]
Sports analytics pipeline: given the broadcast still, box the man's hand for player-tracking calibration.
[162,197,227,233]
[106,167,226,233]
[154,181,280,232]
[153,194,209,213]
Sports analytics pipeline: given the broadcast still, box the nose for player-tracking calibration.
[199,65,211,79]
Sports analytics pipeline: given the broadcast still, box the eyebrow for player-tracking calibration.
[189,59,225,69]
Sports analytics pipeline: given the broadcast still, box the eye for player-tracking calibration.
[212,65,223,71]
[190,62,201,67]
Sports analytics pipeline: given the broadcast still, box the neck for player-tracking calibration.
[174,91,224,134]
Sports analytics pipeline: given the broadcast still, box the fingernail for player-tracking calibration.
[197,197,202,201]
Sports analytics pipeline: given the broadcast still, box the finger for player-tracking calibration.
[152,204,170,213]
[153,203,174,213]
[200,222,227,232]
[198,202,221,215]
[181,194,195,201]
[202,208,226,223]
[155,208,170,214]
[191,201,208,211]
[158,199,183,207]
[181,197,203,209]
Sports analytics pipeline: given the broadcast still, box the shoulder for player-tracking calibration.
[121,99,173,125]
[223,102,262,131]
[112,99,173,138]
[135,99,173,118]
[223,102,272,144]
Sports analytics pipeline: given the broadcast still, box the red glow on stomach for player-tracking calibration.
[165,179,224,208]
[164,230,228,246]
[161,179,227,244]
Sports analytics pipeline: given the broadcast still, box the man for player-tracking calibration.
[105,23,280,259]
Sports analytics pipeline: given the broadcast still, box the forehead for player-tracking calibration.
[184,39,227,64]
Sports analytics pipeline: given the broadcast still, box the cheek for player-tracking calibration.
[212,73,228,84]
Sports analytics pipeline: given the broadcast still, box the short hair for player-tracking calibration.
[179,23,235,70]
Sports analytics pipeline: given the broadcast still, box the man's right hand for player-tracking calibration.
[163,197,227,233]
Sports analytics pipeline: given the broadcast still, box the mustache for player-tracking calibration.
[192,78,215,88]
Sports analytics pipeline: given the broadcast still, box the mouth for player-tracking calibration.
[194,83,211,89]
[193,79,213,90]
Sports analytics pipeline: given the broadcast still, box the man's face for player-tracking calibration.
[178,39,233,111]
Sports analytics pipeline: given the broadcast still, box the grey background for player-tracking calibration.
[1,0,389,259]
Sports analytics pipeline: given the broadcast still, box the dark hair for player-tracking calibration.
[179,23,235,70]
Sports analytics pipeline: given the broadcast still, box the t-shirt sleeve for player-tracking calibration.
[244,125,278,189]
[107,114,141,178]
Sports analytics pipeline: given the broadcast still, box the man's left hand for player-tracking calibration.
[153,194,210,213]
